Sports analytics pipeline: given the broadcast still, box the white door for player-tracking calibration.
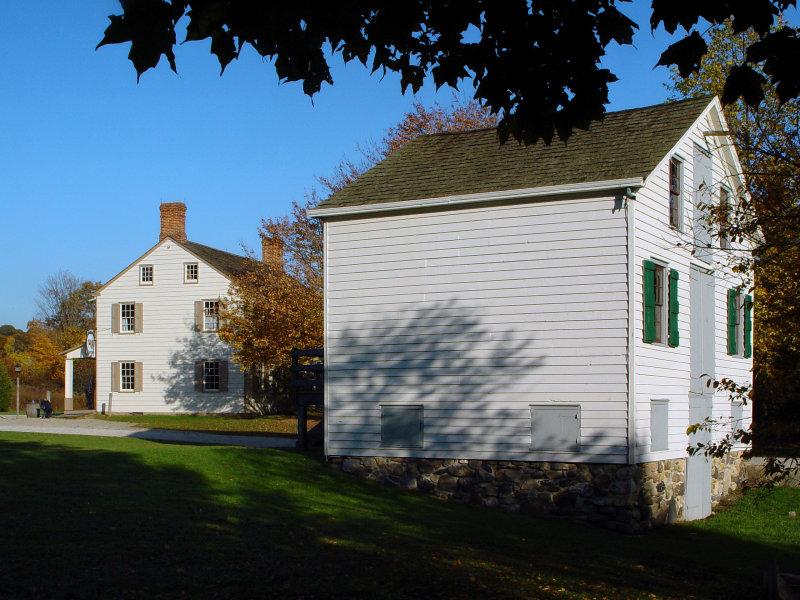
[686,266,715,520]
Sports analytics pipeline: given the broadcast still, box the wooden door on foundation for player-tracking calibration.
[686,266,715,521]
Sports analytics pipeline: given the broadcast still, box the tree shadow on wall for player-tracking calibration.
[156,330,242,413]
[326,298,626,456]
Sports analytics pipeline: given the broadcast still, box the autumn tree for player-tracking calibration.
[0,273,100,405]
[97,1,800,145]
[220,199,323,373]
[36,270,100,333]
[671,20,800,472]
[0,363,12,412]
[319,97,497,193]
[219,99,496,410]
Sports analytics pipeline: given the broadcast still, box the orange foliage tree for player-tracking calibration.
[220,99,496,378]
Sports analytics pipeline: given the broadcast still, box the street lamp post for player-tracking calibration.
[14,364,21,417]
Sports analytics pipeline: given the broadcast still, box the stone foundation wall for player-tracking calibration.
[711,451,747,504]
[328,453,747,531]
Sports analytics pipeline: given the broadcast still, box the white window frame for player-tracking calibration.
[120,303,135,334]
[669,157,683,230]
[184,262,199,284]
[120,362,135,392]
[203,300,220,332]
[652,262,667,345]
[139,264,153,285]
[203,361,220,392]
[737,293,747,358]
[729,289,748,358]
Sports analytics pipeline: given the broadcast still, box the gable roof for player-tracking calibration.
[96,237,254,294]
[313,96,715,212]
[178,240,253,278]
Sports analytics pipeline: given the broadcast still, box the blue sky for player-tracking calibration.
[0,2,735,329]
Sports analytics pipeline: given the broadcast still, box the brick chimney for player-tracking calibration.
[159,202,187,242]
[261,236,284,270]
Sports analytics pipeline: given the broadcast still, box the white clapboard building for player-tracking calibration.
[94,202,252,413]
[309,97,754,528]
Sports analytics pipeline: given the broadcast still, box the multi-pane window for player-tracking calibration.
[727,289,753,357]
[204,300,219,332]
[644,261,679,347]
[204,361,220,391]
[120,362,135,391]
[719,187,731,250]
[120,303,135,333]
[669,158,682,229]
[139,265,153,285]
[185,263,198,283]
[653,264,665,344]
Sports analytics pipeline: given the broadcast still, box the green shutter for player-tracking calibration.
[743,294,753,358]
[643,261,656,343]
[668,269,680,347]
[727,289,738,355]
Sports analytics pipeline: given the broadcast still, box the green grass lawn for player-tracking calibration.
[0,432,797,600]
[91,413,318,436]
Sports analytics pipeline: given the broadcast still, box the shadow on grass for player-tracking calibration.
[0,434,796,600]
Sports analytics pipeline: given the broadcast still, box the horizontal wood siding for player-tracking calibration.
[633,107,753,462]
[95,241,243,413]
[325,197,630,462]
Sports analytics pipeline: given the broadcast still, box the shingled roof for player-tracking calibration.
[179,240,254,278]
[314,96,715,211]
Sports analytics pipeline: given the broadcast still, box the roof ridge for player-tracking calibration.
[180,239,247,259]
[315,95,717,212]
[418,96,716,140]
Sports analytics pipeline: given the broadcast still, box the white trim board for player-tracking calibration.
[309,178,645,219]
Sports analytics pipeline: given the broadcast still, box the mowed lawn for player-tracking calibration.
[0,433,797,600]
[91,413,318,436]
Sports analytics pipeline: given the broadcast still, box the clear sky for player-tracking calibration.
[0,2,729,329]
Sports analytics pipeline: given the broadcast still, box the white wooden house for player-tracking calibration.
[308,97,753,528]
[94,202,253,413]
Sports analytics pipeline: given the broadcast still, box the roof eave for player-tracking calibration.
[308,177,645,219]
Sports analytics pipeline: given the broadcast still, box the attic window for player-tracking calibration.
[185,263,198,283]
[139,265,153,285]
[669,158,683,230]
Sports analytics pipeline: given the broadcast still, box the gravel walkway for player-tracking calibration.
[0,415,296,448]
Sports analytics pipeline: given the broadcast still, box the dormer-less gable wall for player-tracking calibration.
[632,101,752,463]
[95,239,242,413]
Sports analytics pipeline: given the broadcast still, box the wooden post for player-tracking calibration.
[108,392,113,416]
[64,358,74,411]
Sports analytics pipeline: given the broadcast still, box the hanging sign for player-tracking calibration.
[85,330,96,359]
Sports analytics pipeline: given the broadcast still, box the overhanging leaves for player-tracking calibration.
[657,32,708,78]
[98,0,799,143]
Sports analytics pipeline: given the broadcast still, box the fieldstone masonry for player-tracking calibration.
[328,452,748,531]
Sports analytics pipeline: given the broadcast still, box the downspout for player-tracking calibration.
[626,189,637,465]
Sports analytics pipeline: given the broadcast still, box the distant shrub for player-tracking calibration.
[0,364,13,412]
